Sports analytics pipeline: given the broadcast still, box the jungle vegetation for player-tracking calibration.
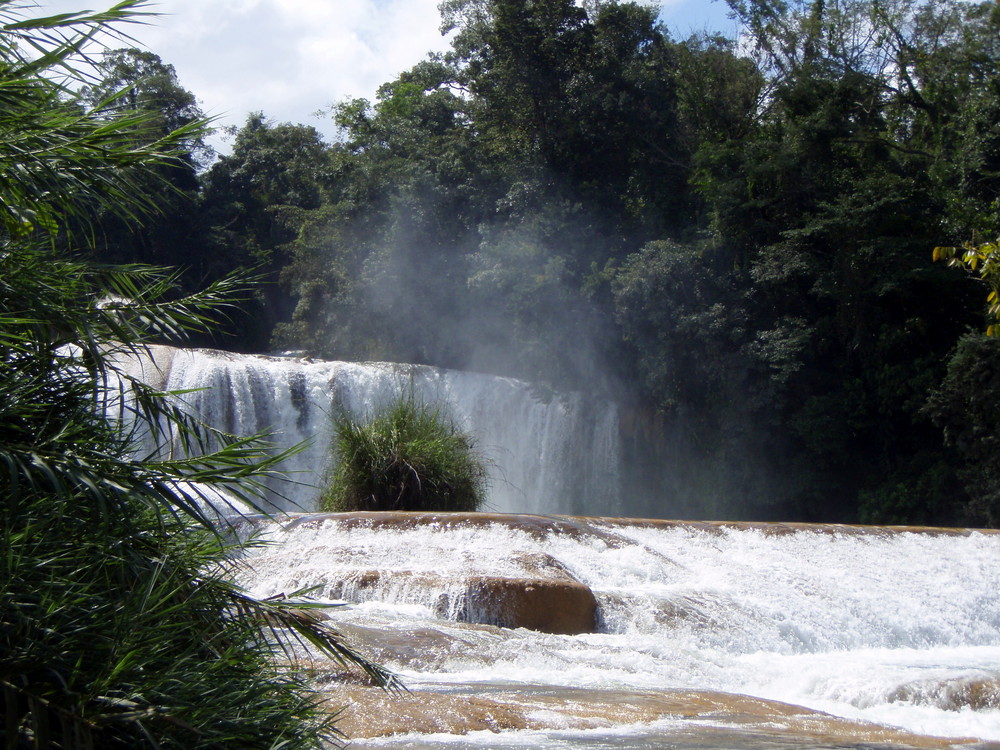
[0,3,394,748]
[77,0,1000,526]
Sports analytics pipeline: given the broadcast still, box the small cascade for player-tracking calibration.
[241,515,1000,654]
[236,513,1000,746]
[125,346,622,514]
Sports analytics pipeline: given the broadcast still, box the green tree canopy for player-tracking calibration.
[78,48,209,273]
[200,0,1000,525]
[199,113,333,349]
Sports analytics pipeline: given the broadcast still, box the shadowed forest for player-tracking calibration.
[82,0,1000,527]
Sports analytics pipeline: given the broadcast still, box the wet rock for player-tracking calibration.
[317,568,597,635]
[333,620,503,670]
[326,685,979,747]
[462,575,597,634]
[889,675,1000,711]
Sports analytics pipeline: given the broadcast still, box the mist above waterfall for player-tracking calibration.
[351,205,624,401]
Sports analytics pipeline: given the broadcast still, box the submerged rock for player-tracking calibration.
[327,684,979,748]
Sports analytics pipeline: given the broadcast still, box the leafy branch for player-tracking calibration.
[934,235,1000,336]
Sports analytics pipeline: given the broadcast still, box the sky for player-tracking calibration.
[33,0,739,151]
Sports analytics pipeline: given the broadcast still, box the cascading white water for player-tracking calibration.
[132,346,621,515]
[238,514,1000,747]
[114,346,1000,744]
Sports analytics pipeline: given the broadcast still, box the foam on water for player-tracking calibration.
[345,721,700,750]
[236,517,1000,743]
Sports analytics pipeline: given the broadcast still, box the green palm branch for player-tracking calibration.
[0,4,395,748]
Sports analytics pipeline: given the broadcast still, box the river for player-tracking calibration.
[235,512,1000,748]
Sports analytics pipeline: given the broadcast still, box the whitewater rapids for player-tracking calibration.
[113,346,1000,745]
[235,513,1000,748]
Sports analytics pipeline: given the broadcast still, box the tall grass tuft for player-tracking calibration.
[322,396,490,512]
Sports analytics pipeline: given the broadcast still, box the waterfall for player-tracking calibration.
[112,346,1000,745]
[124,346,622,515]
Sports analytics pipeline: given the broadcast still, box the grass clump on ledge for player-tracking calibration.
[322,395,489,512]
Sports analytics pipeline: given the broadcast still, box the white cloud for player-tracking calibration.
[31,0,731,151]
[35,0,450,147]
[169,0,447,117]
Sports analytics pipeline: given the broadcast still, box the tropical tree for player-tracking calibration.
[924,333,1000,526]
[79,48,208,275]
[0,3,391,748]
[199,113,333,350]
[275,59,493,368]
[84,47,211,170]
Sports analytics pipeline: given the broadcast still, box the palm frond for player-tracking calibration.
[227,586,403,693]
[0,4,394,748]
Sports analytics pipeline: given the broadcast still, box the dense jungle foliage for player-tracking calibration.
[0,3,392,747]
[88,0,1000,527]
